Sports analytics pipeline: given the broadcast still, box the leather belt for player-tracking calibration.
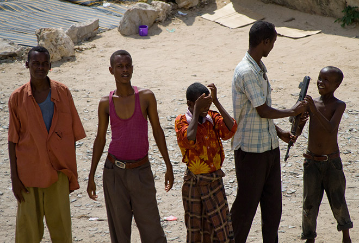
[303,151,340,161]
[107,153,148,169]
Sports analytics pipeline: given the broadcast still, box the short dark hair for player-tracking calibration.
[28,46,50,62]
[249,20,277,48]
[110,50,132,67]
[324,66,344,84]
[186,82,209,102]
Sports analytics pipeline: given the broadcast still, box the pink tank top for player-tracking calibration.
[108,86,148,160]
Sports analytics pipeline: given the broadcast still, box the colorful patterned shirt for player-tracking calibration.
[231,52,279,153]
[175,110,237,175]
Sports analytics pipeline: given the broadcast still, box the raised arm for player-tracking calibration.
[208,83,235,130]
[87,96,110,200]
[186,93,213,141]
[146,90,174,192]
[305,95,346,133]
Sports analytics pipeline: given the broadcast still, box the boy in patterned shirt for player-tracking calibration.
[175,82,237,243]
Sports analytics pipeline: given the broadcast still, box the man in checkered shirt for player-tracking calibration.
[230,20,307,243]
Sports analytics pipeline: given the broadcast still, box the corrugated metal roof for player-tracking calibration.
[0,0,127,46]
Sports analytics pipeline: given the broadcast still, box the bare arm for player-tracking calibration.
[8,141,28,202]
[275,125,298,144]
[146,91,174,192]
[256,101,307,119]
[186,93,212,141]
[87,97,109,200]
[305,95,346,133]
[208,83,235,130]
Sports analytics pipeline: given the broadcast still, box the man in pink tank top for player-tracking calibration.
[87,50,174,243]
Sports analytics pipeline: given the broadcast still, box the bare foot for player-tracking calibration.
[305,240,315,243]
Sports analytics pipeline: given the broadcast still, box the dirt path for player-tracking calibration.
[0,0,358,242]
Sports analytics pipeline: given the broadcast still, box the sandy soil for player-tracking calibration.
[0,0,358,242]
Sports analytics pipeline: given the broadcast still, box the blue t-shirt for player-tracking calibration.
[38,90,54,132]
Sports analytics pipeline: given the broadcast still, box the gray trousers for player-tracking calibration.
[103,158,167,243]
[301,157,353,239]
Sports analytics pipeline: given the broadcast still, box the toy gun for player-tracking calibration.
[284,76,311,161]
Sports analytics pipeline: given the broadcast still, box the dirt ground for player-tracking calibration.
[0,0,358,242]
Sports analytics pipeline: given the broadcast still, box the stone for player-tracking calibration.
[151,1,172,22]
[176,0,198,9]
[0,38,28,60]
[35,28,75,62]
[118,3,159,36]
[347,0,358,7]
[65,18,99,44]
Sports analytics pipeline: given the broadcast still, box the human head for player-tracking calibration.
[320,66,343,84]
[249,20,277,48]
[249,21,277,57]
[186,82,211,117]
[186,82,210,102]
[26,46,51,80]
[109,50,133,84]
[110,50,132,67]
[317,66,343,95]
[27,46,50,63]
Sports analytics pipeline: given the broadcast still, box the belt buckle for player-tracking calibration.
[115,160,126,169]
[323,155,328,161]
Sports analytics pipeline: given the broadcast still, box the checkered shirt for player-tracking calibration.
[231,52,279,153]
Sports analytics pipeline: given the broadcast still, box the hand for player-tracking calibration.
[304,95,316,113]
[292,100,307,116]
[11,176,28,203]
[87,177,98,200]
[278,130,298,144]
[299,111,309,126]
[207,83,218,102]
[194,93,212,114]
[165,168,174,192]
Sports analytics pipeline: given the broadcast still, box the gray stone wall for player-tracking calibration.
[261,0,358,19]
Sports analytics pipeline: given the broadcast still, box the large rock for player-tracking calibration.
[0,39,27,60]
[65,18,99,44]
[176,0,198,9]
[118,3,159,36]
[151,1,172,22]
[35,28,75,62]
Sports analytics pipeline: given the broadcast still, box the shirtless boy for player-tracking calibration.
[300,66,352,243]
[87,50,174,243]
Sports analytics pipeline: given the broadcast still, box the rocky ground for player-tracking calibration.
[0,0,358,242]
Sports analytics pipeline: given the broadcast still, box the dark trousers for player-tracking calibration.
[231,148,281,243]
[301,157,353,239]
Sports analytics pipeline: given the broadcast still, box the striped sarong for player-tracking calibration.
[182,169,234,243]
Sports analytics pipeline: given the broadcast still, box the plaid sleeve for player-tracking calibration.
[175,114,195,149]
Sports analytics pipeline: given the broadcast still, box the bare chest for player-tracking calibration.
[33,89,50,104]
